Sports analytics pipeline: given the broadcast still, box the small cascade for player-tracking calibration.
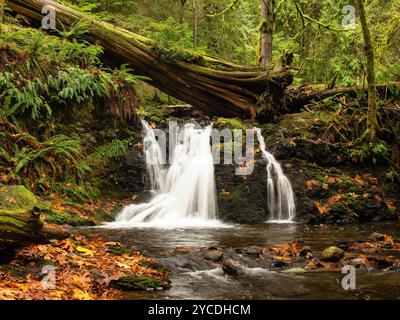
[255,128,296,222]
[109,120,222,228]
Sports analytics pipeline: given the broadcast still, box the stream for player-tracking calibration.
[78,221,400,300]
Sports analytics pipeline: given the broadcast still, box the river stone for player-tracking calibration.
[222,259,244,277]
[300,246,313,257]
[320,246,345,262]
[204,249,223,261]
[109,274,164,291]
[351,258,367,269]
[282,267,306,273]
[369,232,385,241]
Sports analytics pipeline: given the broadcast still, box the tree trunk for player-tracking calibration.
[7,0,292,120]
[179,0,187,24]
[258,0,275,66]
[355,0,377,141]
[0,0,4,24]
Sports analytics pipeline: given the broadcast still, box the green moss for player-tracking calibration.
[138,259,165,271]
[110,274,162,291]
[44,209,92,226]
[0,185,37,214]
[216,118,247,130]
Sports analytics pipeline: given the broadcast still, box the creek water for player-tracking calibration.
[79,222,400,300]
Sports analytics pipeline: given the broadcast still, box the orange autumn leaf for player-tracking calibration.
[326,194,344,206]
[315,201,330,215]
[386,201,396,212]
[306,180,319,190]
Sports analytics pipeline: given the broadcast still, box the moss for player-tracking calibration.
[138,259,165,271]
[110,274,162,291]
[215,118,247,130]
[0,185,37,214]
[106,245,132,256]
[44,209,93,227]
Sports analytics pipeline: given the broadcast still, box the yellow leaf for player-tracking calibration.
[49,290,65,299]
[72,289,93,300]
[76,246,94,257]
[220,189,230,196]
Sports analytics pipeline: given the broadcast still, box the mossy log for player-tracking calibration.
[0,185,68,254]
[7,0,293,119]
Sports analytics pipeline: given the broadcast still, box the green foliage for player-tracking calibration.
[58,20,91,40]
[386,168,400,183]
[53,181,101,203]
[0,25,140,121]
[106,139,131,160]
[349,141,390,164]
[0,115,90,190]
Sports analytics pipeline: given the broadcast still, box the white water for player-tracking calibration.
[108,120,225,229]
[255,128,296,222]
[108,120,295,228]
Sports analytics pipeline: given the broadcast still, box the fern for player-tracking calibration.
[106,139,131,159]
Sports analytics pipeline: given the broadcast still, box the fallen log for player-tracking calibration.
[0,185,69,257]
[258,83,400,119]
[6,0,293,119]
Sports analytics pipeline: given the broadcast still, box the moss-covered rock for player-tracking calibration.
[320,246,345,262]
[0,185,37,214]
[109,274,163,291]
[0,185,42,253]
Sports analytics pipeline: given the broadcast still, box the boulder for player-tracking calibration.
[320,246,345,262]
[204,249,223,262]
[369,232,385,241]
[0,185,69,255]
[222,259,244,276]
[109,274,166,291]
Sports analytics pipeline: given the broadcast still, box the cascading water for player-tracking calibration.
[108,120,223,228]
[255,128,296,222]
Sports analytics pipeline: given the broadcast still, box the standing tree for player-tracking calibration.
[179,0,187,24]
[355,0,378,141]
[258,0,275,66]
[0,0,4,24]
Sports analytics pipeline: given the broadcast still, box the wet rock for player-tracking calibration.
[300,246,313,257]
[282,267,306,273]
[351,258,367,269]
[222,259,244,277]
[369,232,385,241]
[204,249,223,262]
[320,246,345,262]
[270,260,289,269]
[237,245,262,256]
[215,161,268,224]
[109,274,167,291]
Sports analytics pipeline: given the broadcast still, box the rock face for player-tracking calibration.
[215,161,268,224]
[320,246,345,262]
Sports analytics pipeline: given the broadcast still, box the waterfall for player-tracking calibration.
[109,120,223,228]
[255,128,296,222]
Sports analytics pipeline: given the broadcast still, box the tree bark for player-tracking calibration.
[179,0,187,24]
[355,0,377,141]
[0,0,5,24]
[7,0,293,120]
[258,0,275,66]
